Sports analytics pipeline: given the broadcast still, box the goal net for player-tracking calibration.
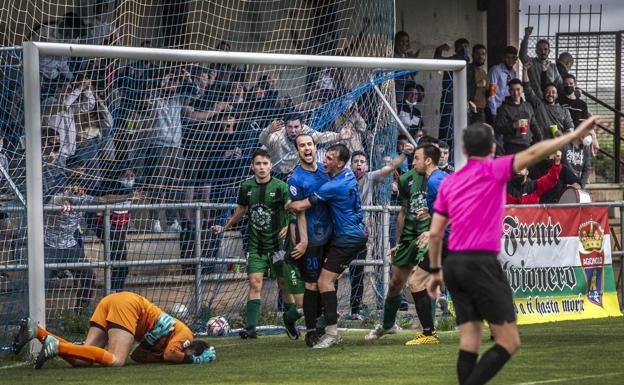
[0,0,464,346]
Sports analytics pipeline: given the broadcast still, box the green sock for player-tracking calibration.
[382,294,402,330]
[246,299,261,329]
[285,303,301,323]
[315,315,327,330]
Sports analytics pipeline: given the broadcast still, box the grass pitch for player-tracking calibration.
[1,317,623,384]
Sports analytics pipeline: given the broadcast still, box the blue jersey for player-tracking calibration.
[288,162,333,246]
[314,168,367,247]
[426,169,448,214]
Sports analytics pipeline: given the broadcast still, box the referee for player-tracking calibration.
[427,116,601,385]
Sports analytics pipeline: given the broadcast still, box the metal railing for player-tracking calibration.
[0,203,393,315]
[1,201,623,313]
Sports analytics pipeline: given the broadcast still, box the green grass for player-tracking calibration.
[1,317,623,384]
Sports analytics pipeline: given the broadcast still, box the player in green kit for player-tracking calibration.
[274,211,306,340]
[212,149,292,339]
[365,144,433,342]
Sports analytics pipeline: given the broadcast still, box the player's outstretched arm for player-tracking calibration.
[512,115,602,173]
[286,199,311,213]
[212,205,247,233]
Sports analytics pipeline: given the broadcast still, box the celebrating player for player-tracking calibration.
[13,291,215,369]
[212,149,291,339]
[288,143,368,348]
[365,143,447,345]
[287,133,333,347]
[427,116,602,384]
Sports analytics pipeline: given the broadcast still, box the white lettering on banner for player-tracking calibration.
[503,260,577,292]
[503,216,562,257]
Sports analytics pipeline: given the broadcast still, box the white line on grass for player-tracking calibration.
[0,362,28,370]
[514,372,623,384]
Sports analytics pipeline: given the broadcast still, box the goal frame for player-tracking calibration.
[22,41,467,329]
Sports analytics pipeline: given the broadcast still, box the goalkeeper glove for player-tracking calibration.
[192,346,216,364]
[144,313,175,346]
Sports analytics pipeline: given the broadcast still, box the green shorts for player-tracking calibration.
[247,252,278,276]
[281,259,304,295]
[393,238,428,268]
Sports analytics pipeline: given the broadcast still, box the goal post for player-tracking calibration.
[21,41,467,333]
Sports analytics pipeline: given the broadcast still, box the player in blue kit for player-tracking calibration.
[287,133,333,347]
[288,143,368,348]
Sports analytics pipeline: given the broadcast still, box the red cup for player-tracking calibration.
[519,120,528,135]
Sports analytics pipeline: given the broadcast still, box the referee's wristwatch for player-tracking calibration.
[429,266,442,274]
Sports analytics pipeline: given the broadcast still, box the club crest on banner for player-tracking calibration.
[578,219,605,307]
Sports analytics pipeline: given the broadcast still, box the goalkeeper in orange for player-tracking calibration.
[12,292,216,368]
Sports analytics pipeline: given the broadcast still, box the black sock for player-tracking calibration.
[303,289,320,331]
[465,344,512,385]
[457,350,478,385]
[316,291,324,319]
[412,290,434,335]
[320,291,338,327]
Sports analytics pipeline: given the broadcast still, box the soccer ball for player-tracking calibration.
[170,303,189,320]
[206,316,230,337]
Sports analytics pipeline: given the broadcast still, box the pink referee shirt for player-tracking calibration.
[433,155,514,252]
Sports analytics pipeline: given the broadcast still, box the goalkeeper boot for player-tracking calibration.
[312,333,341,349]
[364,324,402,341]
[282,313,300,340]
[305,330,320,347]
[239,327,257,340]
[12,317,37,355]
[35,335,59,369]
[405,330,440,345]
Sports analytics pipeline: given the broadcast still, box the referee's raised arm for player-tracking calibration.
[512,115,602,173]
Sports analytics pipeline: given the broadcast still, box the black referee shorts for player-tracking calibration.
[323,241,367,275]
[443,251,516,326]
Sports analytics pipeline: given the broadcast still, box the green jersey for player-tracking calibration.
[398,168,429,240]
[237,177,290,254]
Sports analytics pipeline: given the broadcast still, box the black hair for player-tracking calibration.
[438,141,449,150]
[294,133,315,146]
[536,39,550,47]
[463,122,494,157]
[252,148,271,162]
[563,73,576,83]
[188,341,210,356]
[327,143,350,163]
[284,113,303,125]
[472,44,486,55]
[542,82,558,93]
[394,31,410,53]
[351,150,368,162]
[405,82,425,94]
[416,143,441,165]
[418,135,439,146]
[508,78,522,87]
[503,46,518,56]
[454,38,469,52]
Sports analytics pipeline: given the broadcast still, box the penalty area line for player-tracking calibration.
[0,362,29,370]
[514,372,623,384]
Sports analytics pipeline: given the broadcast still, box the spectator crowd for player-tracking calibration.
[0,8,601,313]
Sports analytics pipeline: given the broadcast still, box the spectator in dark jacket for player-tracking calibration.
[507,151,562,204]
[494,78,542,154]
[522,62,575,140]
